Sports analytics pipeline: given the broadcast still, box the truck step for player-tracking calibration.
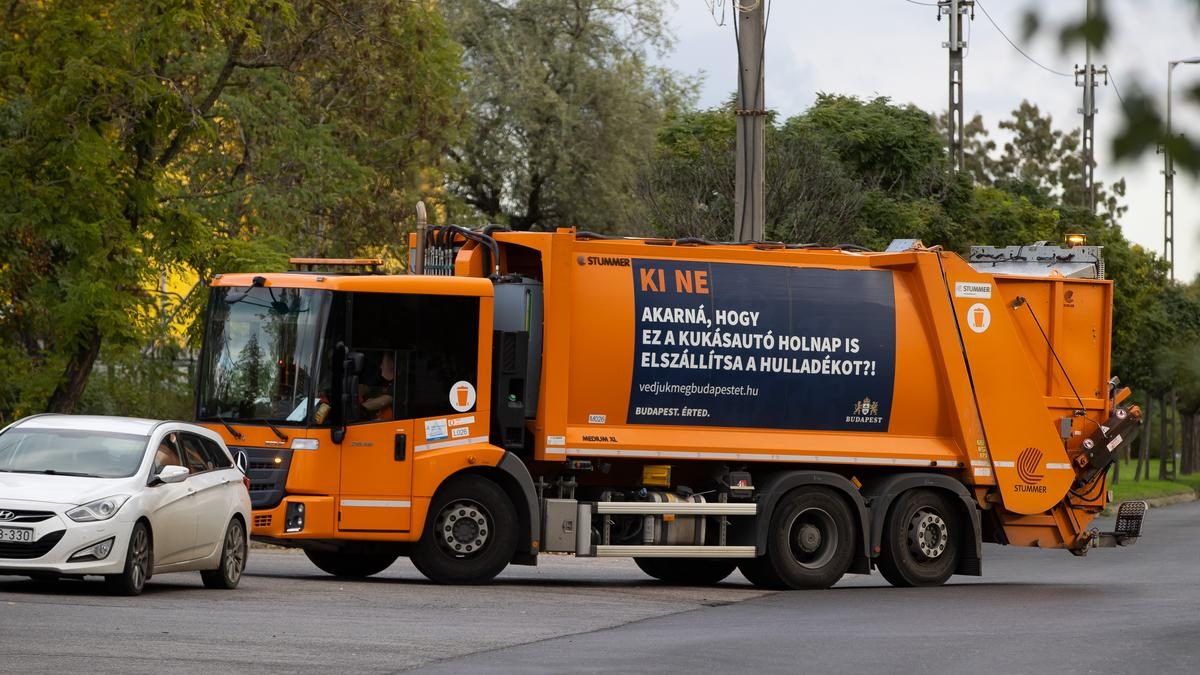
[1113,500,1148,540]
[593,545,758,558]
[1091,500,1148,549]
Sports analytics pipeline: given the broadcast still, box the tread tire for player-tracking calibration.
[762,487,856,590]
[304,548,400,578]
[876,489,960,588]
[410,475,517,584]
[201,518,247,589]
[634,557,737,585]
[105,521,151,596]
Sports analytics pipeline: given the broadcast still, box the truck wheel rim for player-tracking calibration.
[787,507,837,569]
[907,509,948,560]
[436,499,491,556]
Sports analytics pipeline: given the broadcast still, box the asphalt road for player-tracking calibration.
[1,502,1197,674]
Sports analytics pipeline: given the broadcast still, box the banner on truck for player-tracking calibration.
[627,260,897,431]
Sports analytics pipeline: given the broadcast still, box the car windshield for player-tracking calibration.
[0,429,149,478]
[198,286,329,424]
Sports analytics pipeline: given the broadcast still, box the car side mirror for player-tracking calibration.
[151,465,190,486]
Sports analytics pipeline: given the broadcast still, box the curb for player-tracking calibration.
[1141,490,1200,509]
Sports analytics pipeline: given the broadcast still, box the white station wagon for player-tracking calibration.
[0,415,251,595]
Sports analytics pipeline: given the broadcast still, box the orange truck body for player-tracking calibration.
[197,230,1142,587]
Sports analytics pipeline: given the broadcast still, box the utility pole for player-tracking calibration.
[939,0,973,173]
[1075,0,1107,213]
[1163,57,1200,281]
[734,0,765,242]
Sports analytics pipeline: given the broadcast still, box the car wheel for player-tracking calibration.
[634,557,737,585]
[410,475,517,584]
[201,518,247,589]
[106,522,151,596]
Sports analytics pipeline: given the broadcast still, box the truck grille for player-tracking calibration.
[0,530,65,559]
[231,446,294,510]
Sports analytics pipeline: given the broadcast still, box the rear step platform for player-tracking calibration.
[1092,501,1148,548]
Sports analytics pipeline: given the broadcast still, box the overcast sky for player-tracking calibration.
[658,0,1200,281]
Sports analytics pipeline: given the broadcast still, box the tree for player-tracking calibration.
[0,1,462,421]
[637,105,865,243]
[444,0,691,231]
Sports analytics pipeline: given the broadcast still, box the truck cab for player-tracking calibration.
[195,266,539,578]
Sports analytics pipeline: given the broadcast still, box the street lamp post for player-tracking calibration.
[1164,57,1200,281]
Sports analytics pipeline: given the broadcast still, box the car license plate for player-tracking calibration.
[0,526,34,543]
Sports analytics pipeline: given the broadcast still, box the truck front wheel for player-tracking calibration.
[304,547,399,578]
[411,475,517,584]
[760,487,856,589]
[876,489,960,587]
[634,557,737,585]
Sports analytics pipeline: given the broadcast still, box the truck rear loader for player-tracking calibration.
[195,229,1145,588]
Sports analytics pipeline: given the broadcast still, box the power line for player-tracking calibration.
[903,0,939,6]
[1109,72,1129,110]
[705,0,728,26]
[974,0,1073,78]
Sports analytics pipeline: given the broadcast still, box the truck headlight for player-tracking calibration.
[66,495,130,522]
[285,502,305,533]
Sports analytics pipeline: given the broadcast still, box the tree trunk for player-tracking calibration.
[1157,396,1169,480]
[1135,397,1152,481]
[1182,413,1195,476]
[1190,412,1200,476]
[45,324,103,413]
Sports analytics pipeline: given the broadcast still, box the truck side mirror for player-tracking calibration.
[338,351,364,429]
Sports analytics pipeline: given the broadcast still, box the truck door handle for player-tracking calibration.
[394,433,407,462]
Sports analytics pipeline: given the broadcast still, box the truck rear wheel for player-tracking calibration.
[761,487,856,589]
[304,547,400,578]
[736,557,789,589]
[876,489,960,587]
[411,474,517,584]
[634,557,737,585]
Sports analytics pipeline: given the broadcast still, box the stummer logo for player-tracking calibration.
[1015,447,1047,493]
[577,255,631,267]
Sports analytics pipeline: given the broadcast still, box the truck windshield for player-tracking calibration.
[198,286,330,424]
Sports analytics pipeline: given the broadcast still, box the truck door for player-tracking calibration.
[337,293,481,533]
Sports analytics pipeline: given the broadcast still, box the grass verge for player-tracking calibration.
[1110,458,1200,502]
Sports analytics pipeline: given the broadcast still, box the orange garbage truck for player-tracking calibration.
[195,229,1144,588]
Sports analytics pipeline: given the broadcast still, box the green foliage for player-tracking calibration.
[638,104,865,243]
[444,0,693,231]
[789,95,948,197]
[79,344,195,422]
[1022,4,1200,174]
[0,1,462,421]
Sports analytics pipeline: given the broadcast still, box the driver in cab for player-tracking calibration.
[359,351,395,421]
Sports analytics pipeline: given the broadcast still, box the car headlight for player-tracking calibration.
[66,495,130,522]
